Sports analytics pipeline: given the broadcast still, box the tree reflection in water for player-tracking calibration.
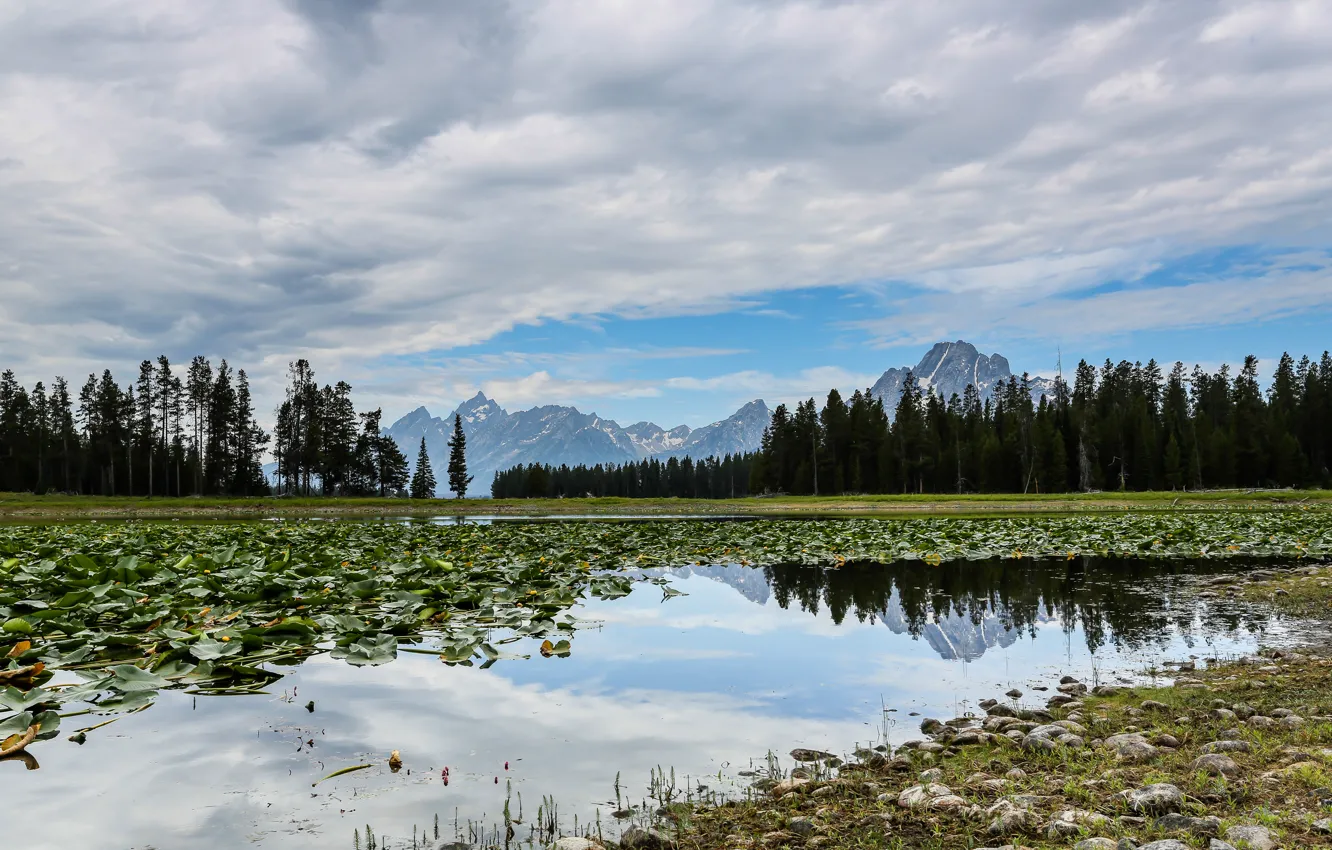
[749,557,1270,660]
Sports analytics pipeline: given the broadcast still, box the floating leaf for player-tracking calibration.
[312,763,374,786]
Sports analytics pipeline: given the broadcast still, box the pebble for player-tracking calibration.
[787,817,817,837]
[1200,740,1251,753]
[1118,783,1184,814]
[1155,813,1222,836]
[1224,825,1275,850]
[1190,753,1240,777]
[1104,732,1159,763]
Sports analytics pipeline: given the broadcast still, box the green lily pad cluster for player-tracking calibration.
[0,511,1329,756]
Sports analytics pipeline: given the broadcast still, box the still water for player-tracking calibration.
[6,555,1296,849]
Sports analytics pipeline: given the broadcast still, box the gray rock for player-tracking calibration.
[1190,753,1240,777]
[1224,825,1275,849]
[897,783,951,808]
[620,827,674,850]
[1105,733,1159,763]
[986,809,1031,836]
[1047,819,1087,839]
[1231,702,1256,719]
[1201,740,1251,753]
[1074,840,1118,850]
[1119,783,1184,813]
[790,748,837,762]
[1092,684,1122,696]
[919,768,944,782]
[986,703,1019,718]
[1246,715,1276,729]
[1059,681,1089,696]
[919,718,944,734]
[1139,842,1190,850]
[1155,813,1221,836]
[787,817,817,837]
[1210,708,1238,722]
[1006,688,1023,699]
[1312,818,1331,834]
[552,839,601,850]
[1021,733,1061,751]
[929,794,968,811]
[1141,700,1170,712]
[1208,841,1238,850]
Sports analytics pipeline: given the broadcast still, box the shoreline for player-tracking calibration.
[3,491,1332,520]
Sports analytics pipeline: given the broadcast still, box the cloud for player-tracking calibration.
[852,251,1332,348]
[2,0,1331,417]
[665,366,884,404]
[480,370,661,406]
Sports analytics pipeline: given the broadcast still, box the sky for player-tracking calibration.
[2,0,1331,429]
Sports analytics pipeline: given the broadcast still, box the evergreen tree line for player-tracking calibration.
[749,352,1332,495]
[270,359,412,496]
[0,356,268,496]
[491,453,757,499]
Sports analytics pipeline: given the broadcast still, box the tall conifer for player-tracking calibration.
[410,437,436,499]
[447,414,472,498]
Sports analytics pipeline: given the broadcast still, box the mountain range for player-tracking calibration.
[386,394,770,496]
[383,340,1054,496]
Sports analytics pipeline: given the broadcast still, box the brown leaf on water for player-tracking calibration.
[0,723,38,758]
[0,662,44,687]
[388,749,402,772]
[6,641,30,658]
[539,639,554,658]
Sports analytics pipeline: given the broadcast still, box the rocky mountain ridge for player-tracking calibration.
[386,394,769,496]
[872,340,1056,409]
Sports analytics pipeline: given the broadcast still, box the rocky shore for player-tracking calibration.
[638,565,1332,850]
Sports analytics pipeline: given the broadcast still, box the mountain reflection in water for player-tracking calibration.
[652,557,1267,661]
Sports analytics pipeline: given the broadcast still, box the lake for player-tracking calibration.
[2,525,1305,850]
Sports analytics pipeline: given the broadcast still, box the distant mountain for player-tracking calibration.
[654,399,771,460]
[385,394,770,496]
[872,340,1056,409]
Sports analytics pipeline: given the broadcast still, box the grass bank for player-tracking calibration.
[3,490,1331,519]
[662,565,1332,850]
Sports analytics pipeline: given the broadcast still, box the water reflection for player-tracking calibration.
[653,557,1268,661]
[3,557,1292,849]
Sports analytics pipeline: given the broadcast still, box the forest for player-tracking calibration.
[490,453,756,499]
[0,357,408,497]
[747,353,1332,495]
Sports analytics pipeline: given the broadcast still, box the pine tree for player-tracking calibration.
[446,413,473,498]
[410,437,436,499]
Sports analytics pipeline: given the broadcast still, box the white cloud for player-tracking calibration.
[1,0,1331,416]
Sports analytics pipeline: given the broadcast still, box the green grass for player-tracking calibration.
[3,489,1331,519]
